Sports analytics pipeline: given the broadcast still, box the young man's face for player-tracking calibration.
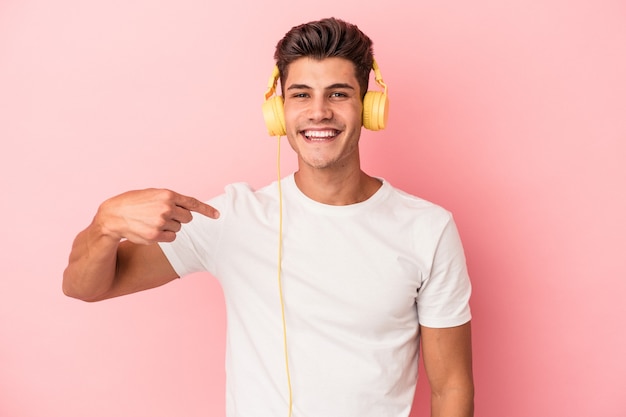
[282,57,364,173]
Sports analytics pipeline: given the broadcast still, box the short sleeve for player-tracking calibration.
[158,193,229,277]
[416,217,472,328]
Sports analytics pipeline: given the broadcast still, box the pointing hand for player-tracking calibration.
[95,189,220,244]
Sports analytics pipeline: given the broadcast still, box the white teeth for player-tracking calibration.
[303,130,337,139]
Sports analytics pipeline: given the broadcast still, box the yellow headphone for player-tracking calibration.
[262,59,389,136]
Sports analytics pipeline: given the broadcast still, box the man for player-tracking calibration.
[63,17,474,417]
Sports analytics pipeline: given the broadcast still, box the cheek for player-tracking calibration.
[283,105,301,128]
[353,102,364,121]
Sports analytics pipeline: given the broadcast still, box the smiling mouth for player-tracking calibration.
[302,129,340,141]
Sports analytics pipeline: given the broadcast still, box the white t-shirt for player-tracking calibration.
[159,174,472,417]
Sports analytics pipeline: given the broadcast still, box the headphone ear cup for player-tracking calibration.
[362,91,389,131]
[262,95,286,136]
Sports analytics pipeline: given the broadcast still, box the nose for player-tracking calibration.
[307,96,333,122]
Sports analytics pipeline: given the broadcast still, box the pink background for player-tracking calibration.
[1,1,625,416]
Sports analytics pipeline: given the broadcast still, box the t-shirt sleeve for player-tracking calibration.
[158,193,228,278]
[416,215,472,328]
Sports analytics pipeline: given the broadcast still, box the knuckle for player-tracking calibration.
[153,188,175,202]
[159,204,175,218]
[153,216,168,229]
[143,228,161,241]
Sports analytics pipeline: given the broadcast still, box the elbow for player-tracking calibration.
[62,285,104,303]
[61,281,84,301]
[62,269,105,303]
[431,382,475,417]
[432,378,475,400]
[62,280,92,302]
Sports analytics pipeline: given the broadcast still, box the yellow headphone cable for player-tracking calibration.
[276,135,293,417]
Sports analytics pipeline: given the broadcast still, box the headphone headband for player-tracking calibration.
[264,65,280,101]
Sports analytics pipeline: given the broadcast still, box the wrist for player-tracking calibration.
[92,202,124,243]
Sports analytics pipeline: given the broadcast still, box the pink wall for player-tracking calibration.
[1,1,625,416]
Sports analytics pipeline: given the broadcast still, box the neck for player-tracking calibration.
[293,167,382,206]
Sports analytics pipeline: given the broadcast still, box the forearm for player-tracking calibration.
[63,188,215,301]
[431,384,474,417]
[62,219,121,301]
[421,323,474,417]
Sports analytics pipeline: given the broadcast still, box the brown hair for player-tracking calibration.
[274,17,374,98]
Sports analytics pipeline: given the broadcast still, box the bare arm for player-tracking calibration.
[62,188,219,302]
[421,321,474,417]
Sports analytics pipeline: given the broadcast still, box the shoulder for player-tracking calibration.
[382,181,454,224]
[203,180,281,224]
[209,181,277,205]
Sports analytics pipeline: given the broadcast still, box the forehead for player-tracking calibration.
[283,57,359,88]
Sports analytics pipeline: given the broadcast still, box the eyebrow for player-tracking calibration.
[287,83,356,91]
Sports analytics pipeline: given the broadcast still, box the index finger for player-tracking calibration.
[175,193,220,219]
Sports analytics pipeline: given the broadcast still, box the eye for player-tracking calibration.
[330,91,353,100]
